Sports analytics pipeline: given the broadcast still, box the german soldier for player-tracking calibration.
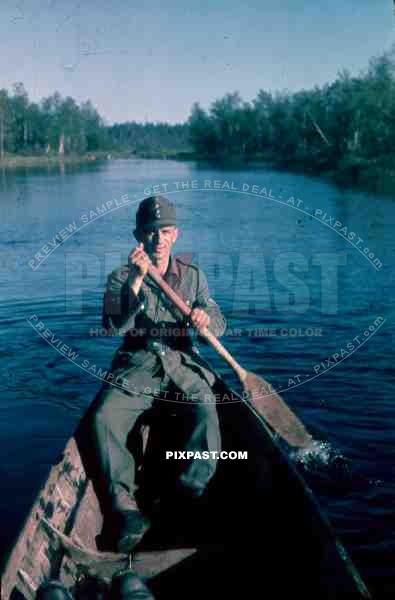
[90,195,226,553]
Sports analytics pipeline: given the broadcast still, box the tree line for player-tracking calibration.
[0,84,106,157]
[188,50,395,176]
[0,83,190,159]
[1,49,394,180]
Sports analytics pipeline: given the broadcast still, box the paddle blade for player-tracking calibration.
[243,371,313,449]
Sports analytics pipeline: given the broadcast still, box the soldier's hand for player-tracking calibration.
[129,243,151,277]
[190,308,210,332]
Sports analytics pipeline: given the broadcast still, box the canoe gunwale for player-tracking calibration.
[0,374,372,599]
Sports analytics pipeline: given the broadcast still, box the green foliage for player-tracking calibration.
[186,48,395,175]
[0,86,110,156]
[107,121,190,156]
[0,87,191,158]
[2,46,395,173]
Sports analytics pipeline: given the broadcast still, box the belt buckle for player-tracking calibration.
[151,340,166,356]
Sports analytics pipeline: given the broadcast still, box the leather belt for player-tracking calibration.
[123,332,193,354]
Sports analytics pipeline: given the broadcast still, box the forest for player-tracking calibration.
[0,84,190,159]
[0,50,394,186]
[188,52,395,183]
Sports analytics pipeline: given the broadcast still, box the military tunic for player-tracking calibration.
[90,255,227,505]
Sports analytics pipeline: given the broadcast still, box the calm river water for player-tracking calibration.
[0,159,394,597]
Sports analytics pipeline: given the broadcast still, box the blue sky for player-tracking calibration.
[0,0,393,124]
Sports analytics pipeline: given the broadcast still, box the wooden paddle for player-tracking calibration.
[146,264,314,449]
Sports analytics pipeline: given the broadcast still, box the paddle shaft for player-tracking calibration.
[147,264,247,381]
[146,263,313,449]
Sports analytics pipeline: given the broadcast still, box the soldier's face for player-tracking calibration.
[140,226,178,262]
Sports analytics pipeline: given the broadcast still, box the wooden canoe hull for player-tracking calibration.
[1,376,372,599]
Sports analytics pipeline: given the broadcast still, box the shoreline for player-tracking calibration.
[0,152,111,169]
[1,151,394,196]
[177,153,395,196]
[0,150,192,169]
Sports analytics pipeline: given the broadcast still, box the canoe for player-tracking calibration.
[1,373,372,599]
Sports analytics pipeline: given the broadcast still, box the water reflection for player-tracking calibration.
[0,159,394,592]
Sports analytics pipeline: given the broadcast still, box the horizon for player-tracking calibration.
[0,1,393,125]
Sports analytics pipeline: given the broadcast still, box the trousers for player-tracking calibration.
[90,353,221,506]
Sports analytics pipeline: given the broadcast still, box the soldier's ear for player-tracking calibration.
[172,228,179,243]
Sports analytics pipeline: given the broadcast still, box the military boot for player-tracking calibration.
[113,490,151,553]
